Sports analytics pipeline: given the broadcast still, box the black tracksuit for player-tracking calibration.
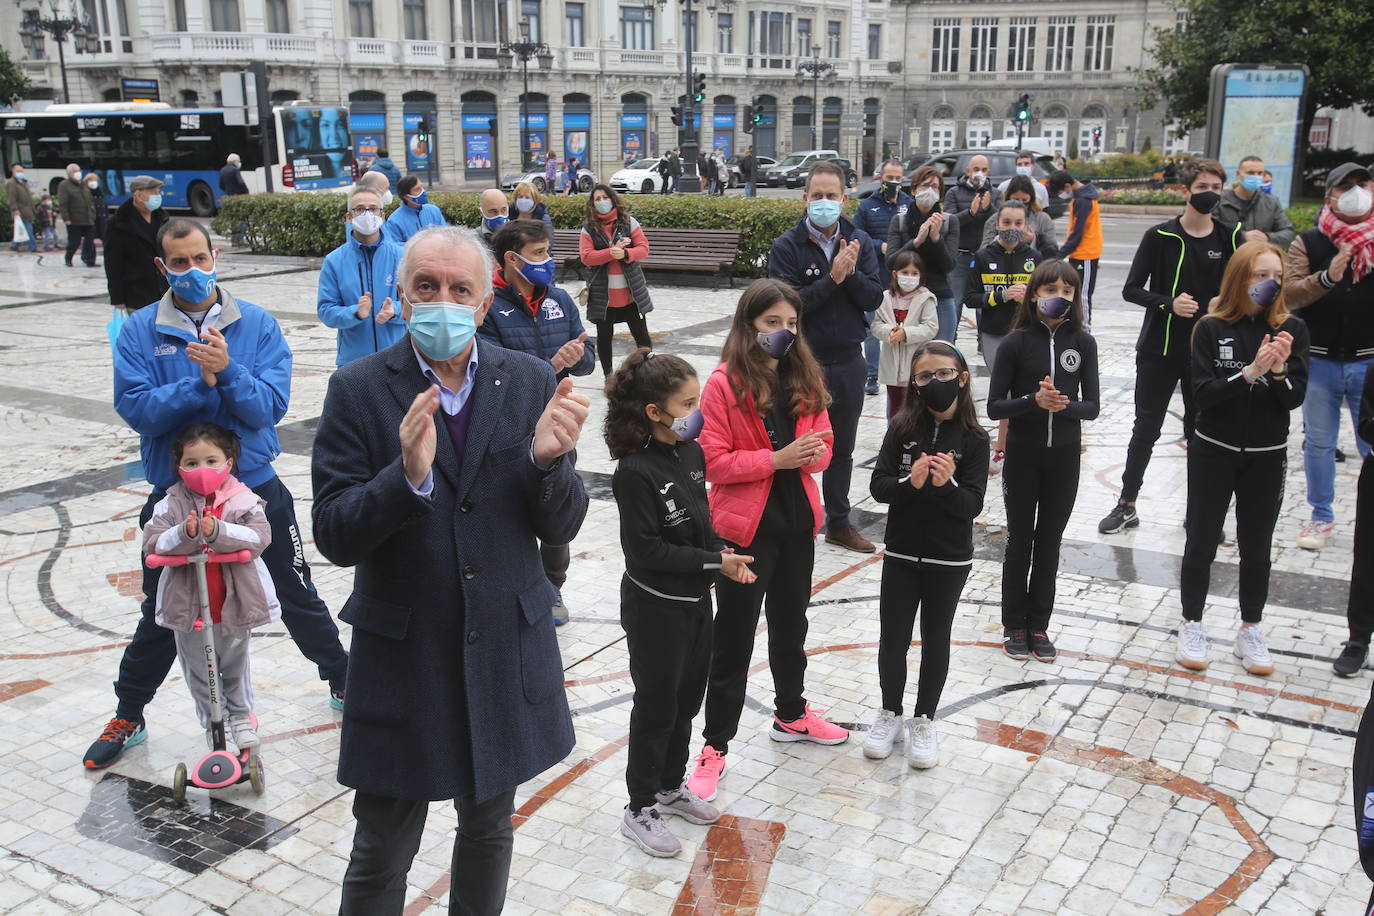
[988,320,1100,632]
[1355,678,1374,915]
[870,413,988,717]
[1350,369,1374,644]
[613,437,724,811]
[964,241,1042,338]
[1120,216,1244,502]
[1182,314,1308,623]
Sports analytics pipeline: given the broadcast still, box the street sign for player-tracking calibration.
[120,78,159,103]
[220,71,258,127]
[840,114,865,130]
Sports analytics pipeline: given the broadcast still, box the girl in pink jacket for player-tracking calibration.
[143,423,279,752]
[687,278,846,803]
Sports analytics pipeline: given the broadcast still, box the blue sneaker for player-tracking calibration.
[330,688,345,711]
[83,717,147,769]
[552,594,569,627]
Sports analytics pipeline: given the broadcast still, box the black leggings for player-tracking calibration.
[596,306,652,374]
[1180,442,1285,623]
[1001,444,1081,632]
[1122,352,1195,503]
[1348,458,1374,643]
[878,558,969,718]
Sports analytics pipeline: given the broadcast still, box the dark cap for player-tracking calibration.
[128,175,164,192]
[1326,162,1371,190]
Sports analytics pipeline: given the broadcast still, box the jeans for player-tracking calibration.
[863,311,880,381]
[933,289,958,343]
[114,475,349,721]
[1303,356,1373,521]
[744,181,756,198]
[10,217,35,251]
[951,254,976,341]
[41,226,59,248]
[819,350,866,531]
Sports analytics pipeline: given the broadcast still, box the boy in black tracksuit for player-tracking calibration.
[1105,168,1245,533]
[988,304,1100,659]
[1340,369,1374,676]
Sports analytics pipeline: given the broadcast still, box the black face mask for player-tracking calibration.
[882,181,900,199]
[916,377,961,413]
[1188,190,1221,214]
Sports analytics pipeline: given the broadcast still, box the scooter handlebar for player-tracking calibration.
[145,550,252,568]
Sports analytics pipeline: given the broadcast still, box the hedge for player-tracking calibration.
[212,192,848,278]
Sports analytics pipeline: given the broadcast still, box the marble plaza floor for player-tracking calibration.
[0,223,1372,914]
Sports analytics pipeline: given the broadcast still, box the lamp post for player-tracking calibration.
[498,17,553,172]
[797,52,835,147]
[645,0,733,193]
[18,3,100,104]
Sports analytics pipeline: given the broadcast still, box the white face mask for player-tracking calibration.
[1337,185,1373,218]
[380,190,393,207]
[970,170,987,186]
[514,197,536,212]
[914,187,940,209]
[897,274,921,292]
[351,210,385,236]
[86,180,98,189]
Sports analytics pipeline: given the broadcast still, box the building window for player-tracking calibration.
[404,0,426,39]
[682,9,698,49]
[753,11,790,56]
[464,0,504,44]
[521,0,541,42]
[1006,16,1035,72]
[969,17,997,72]
[566,2,584,46]
[867,24,880,60]
[797,18,811,56]
[210,0,241,31]
[348,0,374,36]
[1175,11,1189,31]
[265,0,289,32]
[931,18,959,74]
[826,20,841,57]
[1046,16,1075,72]
[1084,15,1113,70]
[620,6,654,50]
[717,12,733,53]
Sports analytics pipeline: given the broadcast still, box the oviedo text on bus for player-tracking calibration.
[0,100,355,216]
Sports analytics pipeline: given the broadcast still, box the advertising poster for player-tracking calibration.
[404,111,434,172]
[280,106,352,189]
[465,133,493,170]
[621,131,644,162]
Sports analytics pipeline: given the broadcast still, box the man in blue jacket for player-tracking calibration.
[769,160,884,553]
[482,220,594,624]
[383,175,446,246]
[83,219,350,769]
[318,187,406,365]
[853,158,912,394]
[365,147,402,191]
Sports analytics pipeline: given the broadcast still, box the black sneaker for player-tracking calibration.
[1029,632,1057,662]
[865,377,879,396]
[1098,500,1139,534]
[1334,641,1368,678]
[83,717,147,769]
[1336,448,1347,463]
[1003,628,1029,660]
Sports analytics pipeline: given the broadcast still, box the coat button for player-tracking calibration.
[462,565,476,579]
[459,499,473,513]
[467,630,479,644]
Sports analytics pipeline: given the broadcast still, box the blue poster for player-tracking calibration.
[465,133,493,170]
[713,135,732,157]
[404,112,434,172]
[353,133,382,164]
[564,112,590,164]
[526,130,547,157]
[621,130,644,161]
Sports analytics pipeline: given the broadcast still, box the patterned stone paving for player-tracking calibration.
[0,216,1371,913]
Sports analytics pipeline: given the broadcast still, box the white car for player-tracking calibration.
[610,158,666,194]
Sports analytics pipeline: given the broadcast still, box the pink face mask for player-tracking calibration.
[179,464,230,496]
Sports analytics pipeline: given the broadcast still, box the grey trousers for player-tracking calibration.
[173,627,254,728]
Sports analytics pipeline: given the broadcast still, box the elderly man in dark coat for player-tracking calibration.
[311,225,590,914]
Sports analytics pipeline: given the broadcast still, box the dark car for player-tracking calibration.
[854,149,1055,199]
[763,150,859,189]
[726,154,776,188]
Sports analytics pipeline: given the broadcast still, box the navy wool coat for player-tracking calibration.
[311,336,588,802]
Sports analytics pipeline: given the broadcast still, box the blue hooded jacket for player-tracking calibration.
[479,270,596,380]
[383,201,446,245]
[113,289,290,491]
[317,230,406,365]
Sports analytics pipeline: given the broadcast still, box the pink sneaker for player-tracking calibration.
[686,745,726,802]
[770,705,849,745]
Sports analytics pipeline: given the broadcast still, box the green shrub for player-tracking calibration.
[214,191,833,277]
[1286,204,1319,234]
[1101,188,1186,206]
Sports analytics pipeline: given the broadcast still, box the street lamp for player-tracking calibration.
[797,52,835,147]
[498,17,553,171]
[17,3,100,104]
[644,0,734,193]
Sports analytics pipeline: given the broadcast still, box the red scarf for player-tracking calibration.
[1317,205,1374,283]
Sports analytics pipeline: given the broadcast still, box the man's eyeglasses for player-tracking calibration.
[911,368,960,386]
[349,206,383,216]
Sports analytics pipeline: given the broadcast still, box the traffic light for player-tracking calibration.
[416,117,430,143]
[670,105,683,127]
[693,72,707,103]
[751,101,764,124]
[1015,94,1031,122]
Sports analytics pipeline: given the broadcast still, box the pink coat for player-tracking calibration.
[699,363,832,547]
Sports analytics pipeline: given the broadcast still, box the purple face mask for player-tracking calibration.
[756,328,796,359]
[1037,296,1073,319]
[668,408,705,441]
[1248,278,1280,309]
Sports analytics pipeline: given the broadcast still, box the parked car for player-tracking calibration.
[610,157,666,194]
[853,148,1055,199]
[763,150,858,189]
[726,154,777,188]
[500,166,596,194]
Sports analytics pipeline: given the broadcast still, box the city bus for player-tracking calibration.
[0,101,354,215]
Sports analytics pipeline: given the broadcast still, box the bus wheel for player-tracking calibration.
[188,182,216,217]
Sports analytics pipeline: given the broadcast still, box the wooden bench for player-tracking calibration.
[551,227,742,290]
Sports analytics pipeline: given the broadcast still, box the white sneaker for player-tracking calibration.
[1297,520,1334,550]
[1234,625,1274,676]
[862,708,901,760]
[988,449,1005,477]
[228,714,259,749]
[1177,620,1210,671]
[205,727,238,753]
[904,715,939,769]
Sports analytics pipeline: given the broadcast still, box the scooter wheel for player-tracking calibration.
[172,762,187,804]
[247,755,265,794]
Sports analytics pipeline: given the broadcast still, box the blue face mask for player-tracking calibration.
[1241,174,1264,192]
[1016,166,1033,176]
[406,298,479,361]
[515,252,556,287]
[757,327,796,359]
[1249,278,1280,309]
[807,199,841,229]
[484,214,508,232]
[666,408,704,441]
[161,257,217,303]
[408,190,429,206]
[1260,182,1273,194]
[145,194,163,211]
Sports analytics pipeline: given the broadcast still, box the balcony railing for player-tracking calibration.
[145,32,326,62]
[401,40,445,66]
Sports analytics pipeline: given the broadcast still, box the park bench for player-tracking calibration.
[552,227,742,290]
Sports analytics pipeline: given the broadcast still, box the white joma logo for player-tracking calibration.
[659,482,674,495]
[499,309,515,317]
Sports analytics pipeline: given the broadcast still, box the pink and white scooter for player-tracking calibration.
[145,550,266,804]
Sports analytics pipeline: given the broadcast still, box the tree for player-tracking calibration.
[1134,0,1374,140]
[0,46,28,104]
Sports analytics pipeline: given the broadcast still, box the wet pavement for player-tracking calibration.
[0,215,1371,914]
